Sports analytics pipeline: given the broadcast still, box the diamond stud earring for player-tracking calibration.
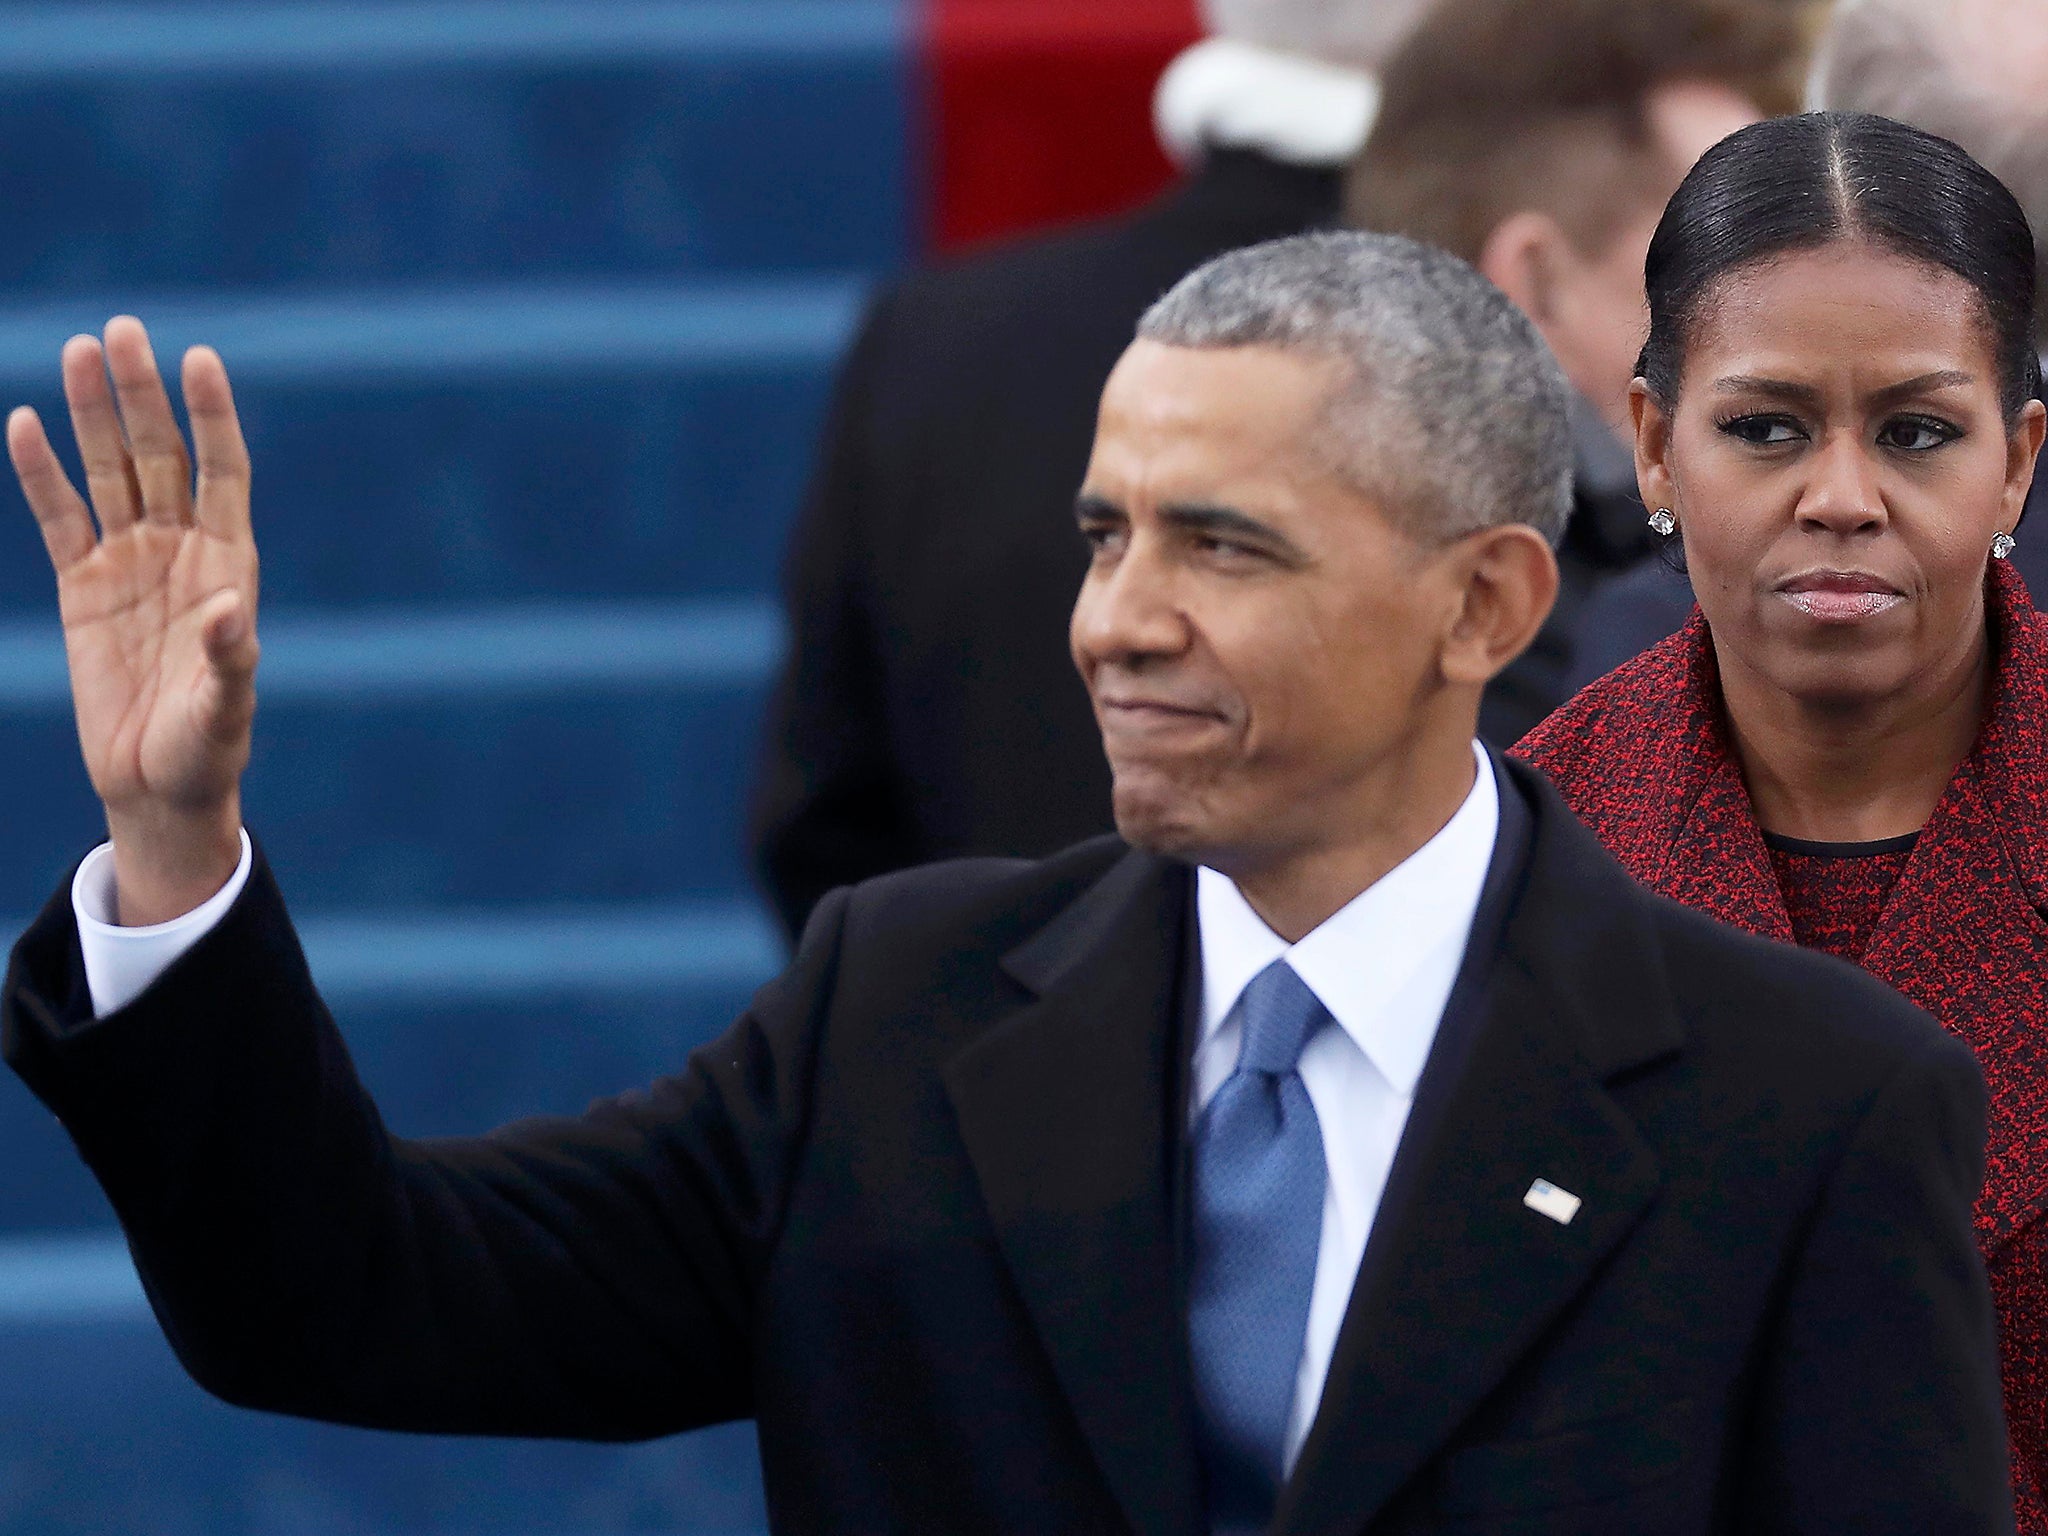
[1993,532,2017,561]
[1648,508,1676,536]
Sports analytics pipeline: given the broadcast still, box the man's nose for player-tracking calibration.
[1795,433,1888,538]
[1071,539,1191,666]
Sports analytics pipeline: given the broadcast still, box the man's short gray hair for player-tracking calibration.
[1137,230,1574,545]
[1199,0,1437,71]
[1811,0,2048,345]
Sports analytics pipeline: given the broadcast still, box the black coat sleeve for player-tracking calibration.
[749,290,921,940]
[2,847,847,1442]
[1739,1028,2014,1534]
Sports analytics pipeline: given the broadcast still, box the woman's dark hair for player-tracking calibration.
[1638,111,2043,419]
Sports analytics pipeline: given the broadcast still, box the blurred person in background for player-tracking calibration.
[1566,0,2048,690]
[1515,112,2048,1530]
[1347,0,1803,740]
[750,0,1441,941]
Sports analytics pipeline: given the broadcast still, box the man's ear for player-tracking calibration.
[1477,212,1567,328]
[1438,523,1560,687]
[1631,379,1676,519]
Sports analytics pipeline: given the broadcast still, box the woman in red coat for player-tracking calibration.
[1517,112,2048,1526]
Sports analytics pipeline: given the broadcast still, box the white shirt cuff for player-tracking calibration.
[72,829,255,1018]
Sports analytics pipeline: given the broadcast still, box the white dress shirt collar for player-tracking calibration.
[1195,742,1500,1098]
[1153,37,1382,170]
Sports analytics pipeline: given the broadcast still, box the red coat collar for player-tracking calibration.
[1523,560,2048,904]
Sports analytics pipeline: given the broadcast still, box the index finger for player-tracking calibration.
[181,345,251,541]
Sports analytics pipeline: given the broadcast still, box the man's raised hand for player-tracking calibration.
[9,317,259,926]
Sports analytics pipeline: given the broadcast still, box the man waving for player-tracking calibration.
[3,237,2014,1533]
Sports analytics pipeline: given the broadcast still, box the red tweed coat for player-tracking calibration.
[1517,558,2048,1531]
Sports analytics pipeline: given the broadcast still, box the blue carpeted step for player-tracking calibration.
[0,282,858,610]
[0,1309,768,1535]
[0,670,787,914]
[0,1,910,291]
[0,6,903,1526]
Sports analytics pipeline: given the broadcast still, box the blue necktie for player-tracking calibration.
[1189,958,1330,1529]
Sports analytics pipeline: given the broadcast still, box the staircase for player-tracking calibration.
[0,3,915,1530]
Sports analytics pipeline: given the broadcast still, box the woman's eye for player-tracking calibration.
[1877,417,1958,452]
[1719,414,1803,446]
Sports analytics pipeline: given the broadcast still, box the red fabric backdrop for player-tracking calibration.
[923,0,1203,253]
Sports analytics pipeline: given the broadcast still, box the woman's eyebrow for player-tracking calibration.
[1712,376,1819,406]
[1711,371,1976,408]
[1868,370,1975,407]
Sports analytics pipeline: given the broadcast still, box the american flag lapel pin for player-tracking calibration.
[1523,1178,1582,1226]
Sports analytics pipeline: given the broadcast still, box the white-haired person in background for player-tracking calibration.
[750,0,1438,943]
[1566,0,2048,689]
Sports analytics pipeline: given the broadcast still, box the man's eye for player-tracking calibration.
[1193,534,1266,562]
[1718,414,1803,446]
[1877,417,1958,452]
[1079,524,1123,554]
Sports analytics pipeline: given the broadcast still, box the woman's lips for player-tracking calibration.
[1774,572,1906,623]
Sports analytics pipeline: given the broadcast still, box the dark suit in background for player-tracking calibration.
[750,149,1341,939]
[3,759,2011,1533]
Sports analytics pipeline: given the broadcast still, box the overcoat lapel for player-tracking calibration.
[943,850,1205,1536]
[1277,769,1678,1534]
[1640,630,1794,946]
[1657,751,1793,945]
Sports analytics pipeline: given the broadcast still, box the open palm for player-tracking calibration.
[9,317,259,919]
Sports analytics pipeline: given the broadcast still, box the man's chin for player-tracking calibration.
[1109,781,1216,861]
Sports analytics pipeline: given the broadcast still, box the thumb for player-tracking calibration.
[196,590,259,740]
[199,589,258,678]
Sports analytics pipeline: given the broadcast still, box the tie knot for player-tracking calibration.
[1235,960,1328,1076]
